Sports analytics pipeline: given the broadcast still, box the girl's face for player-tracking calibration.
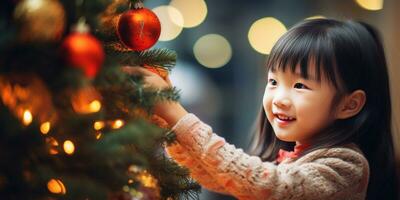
[263,65,338,144]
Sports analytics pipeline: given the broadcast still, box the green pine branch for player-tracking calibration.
[108,48,177,70]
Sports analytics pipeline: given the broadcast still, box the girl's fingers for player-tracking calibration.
[165,76,172,85]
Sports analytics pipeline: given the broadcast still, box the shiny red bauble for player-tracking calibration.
[117,8,161,51]
[61,32,104,78]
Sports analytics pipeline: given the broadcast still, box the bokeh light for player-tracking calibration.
[112,119,124,129]
[248,17,287,54]
[89,100,101,113]
[47,178,66,194]
[94,121,105,130]
[193,34,232,68]
[63,140,75,155]
[40,121,51,134]
[23,109,33,126]
[46,137,59,155]
[169,0,207,28]
[355,0,383,10]
[153,5,184,41]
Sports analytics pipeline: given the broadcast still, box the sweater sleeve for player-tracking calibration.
[165,143,229,194]
[168,113,369,200]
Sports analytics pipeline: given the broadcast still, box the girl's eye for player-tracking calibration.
[294,83,309,89]
[268,79,277,86]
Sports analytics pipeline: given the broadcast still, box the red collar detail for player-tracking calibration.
[276,143,311,164]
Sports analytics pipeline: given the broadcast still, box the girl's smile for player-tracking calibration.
[274,112,296,127]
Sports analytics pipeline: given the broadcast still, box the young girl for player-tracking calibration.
[123,19,398,200]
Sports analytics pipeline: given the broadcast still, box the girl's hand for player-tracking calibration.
[121,66,188,127]
[121,66,172,90]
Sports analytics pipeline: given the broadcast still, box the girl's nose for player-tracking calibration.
[273,97,291,109]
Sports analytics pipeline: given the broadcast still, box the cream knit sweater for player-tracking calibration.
[165,114,370,200]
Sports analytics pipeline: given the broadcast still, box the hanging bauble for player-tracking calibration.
[60,22,105,78]
[13,0,65,42]
[117,2,161,51]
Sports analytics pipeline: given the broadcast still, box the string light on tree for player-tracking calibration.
[47,178,66,194]
[95,132,102,140]
[46,137,59,155]
[112,119,125,129]
[71,86,102,114]
[93,121,105,131]
[63,140,75,155]
[117,0,161,51]
[40,121,51,134]
[22,109,32,126]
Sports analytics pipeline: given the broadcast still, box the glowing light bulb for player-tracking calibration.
[95,132,102,140]
[63,140,75,155]
[40,121,51,134]
[23,110,33,126]
[46,137,59,155]
[137,171,158,188]
[93,121,105,130]
[47,178,66,194]
[89,100,101,112]
[112,119,124,129]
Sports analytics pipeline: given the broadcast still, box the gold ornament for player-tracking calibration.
[13,0,66,42]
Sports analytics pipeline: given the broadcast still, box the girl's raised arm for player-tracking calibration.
[168,113,369,200]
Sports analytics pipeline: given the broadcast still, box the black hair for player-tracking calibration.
[248,18,398,200]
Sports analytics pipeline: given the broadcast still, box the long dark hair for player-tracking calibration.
[248,19,398,200]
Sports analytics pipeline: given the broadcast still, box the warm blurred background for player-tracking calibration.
[145,0,400,199]
[1,0,398,199]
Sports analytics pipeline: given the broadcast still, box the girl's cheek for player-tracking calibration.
[262,91,273,117]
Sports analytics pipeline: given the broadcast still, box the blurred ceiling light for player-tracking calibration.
[248,17,287,55]
[153,6,184,41]
[305,15,326,20]
[170,0,207,28]
[355,0,383,10]
[193,34,232,68]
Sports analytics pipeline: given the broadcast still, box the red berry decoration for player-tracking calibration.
[117,6,161,51]
[61,23,104,78]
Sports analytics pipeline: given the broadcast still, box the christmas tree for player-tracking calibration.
[0,0,200,199]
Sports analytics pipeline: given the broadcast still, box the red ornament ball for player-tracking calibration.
[61,32,104,78]
[117,8,161,51]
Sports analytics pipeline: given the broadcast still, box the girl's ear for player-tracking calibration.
[335,90,366,119]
